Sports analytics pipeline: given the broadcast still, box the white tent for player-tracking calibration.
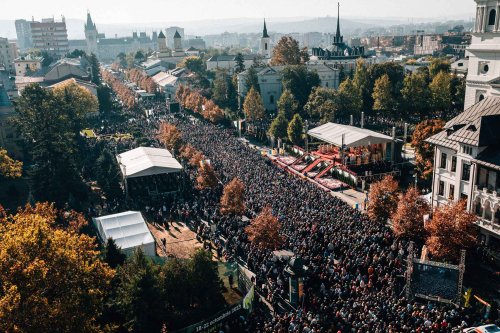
[92,211,156,256]
[116,147,183,179]
[308,122,393,148]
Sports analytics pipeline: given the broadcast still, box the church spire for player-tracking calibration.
[263,19,270,38]
[334,2,343,44]
[85,11,95,31]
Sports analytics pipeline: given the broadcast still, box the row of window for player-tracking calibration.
[439,152,471,181]
[438,181,455,200]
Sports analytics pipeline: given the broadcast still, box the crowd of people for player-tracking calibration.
[100,84,490,332]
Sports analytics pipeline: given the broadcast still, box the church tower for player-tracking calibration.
[333,3,344,44]
[84,11,98,56]
[157,30,170,59]
[172,30,184,56]
[464,0,500,109]
[260,19,272,58]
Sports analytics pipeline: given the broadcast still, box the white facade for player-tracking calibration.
[14,55,42,76]
[30,18,69,58]
[427,97,500,244]
[465,0,500,109]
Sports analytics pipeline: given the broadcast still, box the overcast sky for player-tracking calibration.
[5,0,475,23]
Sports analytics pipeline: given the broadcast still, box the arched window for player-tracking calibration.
[479,94,485,102]
[265,43,268,51]
[489,9,496,26]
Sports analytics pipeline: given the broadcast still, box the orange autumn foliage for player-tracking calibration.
[425,200,478,262]
[391,187,430,242]
[367,175,399,222]
[245,207,283,250]
[157,122,182,152]
[196,163,219,190]
[220,178,245,215]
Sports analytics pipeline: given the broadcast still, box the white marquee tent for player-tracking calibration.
[116,147,183,179]
[308,122,393,148]
[92,211,156,256]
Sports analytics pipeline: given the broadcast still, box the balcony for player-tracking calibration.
[472,186,500,237]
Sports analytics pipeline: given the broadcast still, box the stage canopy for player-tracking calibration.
[92,211,155,256]
[308,122,393,148]
[116,147,183,179]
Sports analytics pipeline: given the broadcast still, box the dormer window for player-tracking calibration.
[467,124,477,132]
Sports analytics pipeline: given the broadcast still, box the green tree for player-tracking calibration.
[288,113,304,145]
[134,50,145,62]
[304,86,337,122]
[97,85,113,115]
[180,56,205,74]
[234,53,245,74]
[270,36,301,66]
[269,113,289,140]
[372,74,396,116]
[336,78,362,120]
[367,62,405,111]
[401,72,430,119]
[115,249,164,333]
[281,65,320,111]
[103,238,126,269]
[88,53,101,85]
[245,65,260,93]
[353,59,370,110]
[95,148,123,200]
[15,84,88,206]
[430,71,452,117]
[212,70,237,111]
[429,58,451,78]
[277,89,299,120]
[117,52,127,68]
[451,74,466,115]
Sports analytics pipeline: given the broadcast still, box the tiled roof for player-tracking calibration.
[427,97,500,148]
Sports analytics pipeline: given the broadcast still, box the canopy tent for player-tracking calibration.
[116,147,183,179]
[92,211,155,256]
[308,122,393,148]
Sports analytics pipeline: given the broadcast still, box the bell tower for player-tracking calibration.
[260,19,271,58]
[84,11,98,56]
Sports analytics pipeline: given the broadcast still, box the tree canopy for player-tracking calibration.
[412,119,445,180]
[0,148,22,178]
[245,206,282,250]
[288,113,304,145]
[220,178,246,215]
[281,65,320,111]
[270,36,302,66]
[367,175,399,222]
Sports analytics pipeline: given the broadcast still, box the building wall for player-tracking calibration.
[14,59,42,76]
[30,19,69,58]
[15,19,33,51]
[0,38,15,73]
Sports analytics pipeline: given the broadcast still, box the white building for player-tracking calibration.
[206,54,267,72]
[427,97,500,245]
[237,64,339,111]
[30,17,69,58]
[14,54,43,77]
[465,0,500,109]
[260,19,272,58]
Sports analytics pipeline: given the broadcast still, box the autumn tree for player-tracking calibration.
[367,175,399,222]
[391,187,430,243]
[220,178,245,215]
[412,119,445,180]
[269,113,289,140]
[429,58,451,78]
[426,200,478,262]
[245,206,282,250]
[157,122,182,152]
[180,56,205,74]
[277,89,299,120]
[0,202,114,332]
[196,163,219,189]
[0,147,22,178]
[270,36,301,66]
[243,87,265,123]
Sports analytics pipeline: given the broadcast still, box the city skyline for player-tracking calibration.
[3,0,475,24]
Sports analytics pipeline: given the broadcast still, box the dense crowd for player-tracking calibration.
[104,91,488,332]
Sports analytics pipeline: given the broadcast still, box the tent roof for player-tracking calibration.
[116,147,183,178]
[92,211,154,250]
[308,122,393,147]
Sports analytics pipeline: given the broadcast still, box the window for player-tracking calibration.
[479,94,485,102]
[449,184,455,200]
[269,95,274,104]
[462,145,473,155]
[451,156,457,172]
[440,152,447,169]
[265,43,268,51]
[462,162,471,181]
[489,9,497,26]
[438,181,445,196]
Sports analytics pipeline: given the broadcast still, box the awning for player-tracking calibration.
[308,122,393,148]
[116,147,183,178]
